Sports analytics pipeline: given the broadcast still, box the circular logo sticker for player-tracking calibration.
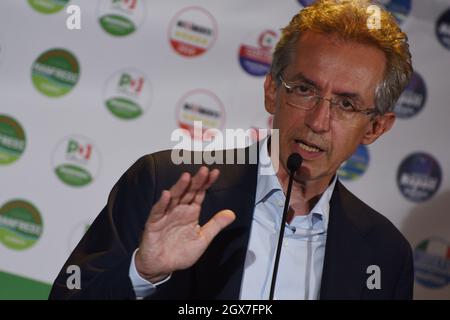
[436,8,450,51]
[104,69,152,120]
[68,220,91,253]
[414,237,450,289]
[338,144,370,181]
[52,135,101,187]
[28,0,70,14]
[168,6,218,58]
[98,0,146,37]
[31,48,80,98]
[394,72,427,119]
[0,199,43,251]
[239,30,278,77]
[0,115,26,165]
[176,89,225,140]
[397,152,442,202]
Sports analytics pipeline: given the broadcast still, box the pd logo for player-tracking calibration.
[394,71,427,119]
[376,0,411,24]
[436,8,450,51]
[52,135,101,187]
[397,152,442,202]
[28,0,70,14]
[414,237,450,289]
[168,6,218,58]
[0,199,43,251]
[0,115,26,165]
[31,48,80,98]
[239,30,278,77]
[338,145,369,181]
[98,0,147,37]
[176,89,225,140]
[104,69,152,120]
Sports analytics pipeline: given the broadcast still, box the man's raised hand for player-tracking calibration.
[135,166,236,283]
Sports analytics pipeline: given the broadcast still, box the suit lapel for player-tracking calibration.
[193,147,259,299]
[320,181,374,299]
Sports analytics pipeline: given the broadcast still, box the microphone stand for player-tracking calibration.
[269,153,302,300]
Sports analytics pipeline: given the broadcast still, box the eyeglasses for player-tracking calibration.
[279,75,378,121]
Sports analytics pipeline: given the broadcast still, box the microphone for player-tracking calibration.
[269,153,303,300]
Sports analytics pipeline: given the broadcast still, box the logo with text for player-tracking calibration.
[31,48,80,98]
[168,6,217,58]
[397,152,441,202]
[176,89,225,141]
[394,71,427,119]
[338,144,370,181]
[436,8,450,50]
[0,115,26,165]
[98,0,146,37]
[239,30,278,77]
[52,135,101,187]
[104,69,152,119]
[28,0,70,14]
[414,237,450,289]
[0,199,43,251]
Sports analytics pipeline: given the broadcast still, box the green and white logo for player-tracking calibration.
[104,69,152,119]
[98,0,147,37]
[0,115,26,165]
[52,135,101,187]
[0,200,43,251]
[31,48,80,98]
[28,0,70,14]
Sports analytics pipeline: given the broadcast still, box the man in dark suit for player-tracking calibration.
[49,0,414,299]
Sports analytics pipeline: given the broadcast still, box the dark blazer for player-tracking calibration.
[49,147,414,300]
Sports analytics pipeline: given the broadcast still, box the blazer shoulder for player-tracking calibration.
[337,182,411,253]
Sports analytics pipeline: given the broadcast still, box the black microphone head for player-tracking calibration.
[287,153,303,172]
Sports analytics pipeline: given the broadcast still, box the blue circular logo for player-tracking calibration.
[239,30,278,77]
[414,237,450,289]
[378,0,411,24]
[436,8,450,51]
[298,0,315,7]
[338,145,369,181]
[397,153,442,202]
[394,72,427,119]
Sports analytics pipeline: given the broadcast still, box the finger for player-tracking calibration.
[167,172,191,210]
[193,190,206,205]
[148,190,171,223]
[199,210,236,244]
[202,169,220,191]
[179,166,209,204]
[191,169,220,206]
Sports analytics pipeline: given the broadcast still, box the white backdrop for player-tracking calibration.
[0,0,449,299]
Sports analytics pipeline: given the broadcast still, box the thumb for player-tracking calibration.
[200,210,236,244]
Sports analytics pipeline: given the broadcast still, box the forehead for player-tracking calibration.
[286,32,386,98]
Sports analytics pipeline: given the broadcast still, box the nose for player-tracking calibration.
[305,97,331,133]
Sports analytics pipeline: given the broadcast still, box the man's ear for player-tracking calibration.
[362,112,396,145]
[264,73,277,114]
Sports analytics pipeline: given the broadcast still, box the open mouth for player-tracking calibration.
[295,139,324,153]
